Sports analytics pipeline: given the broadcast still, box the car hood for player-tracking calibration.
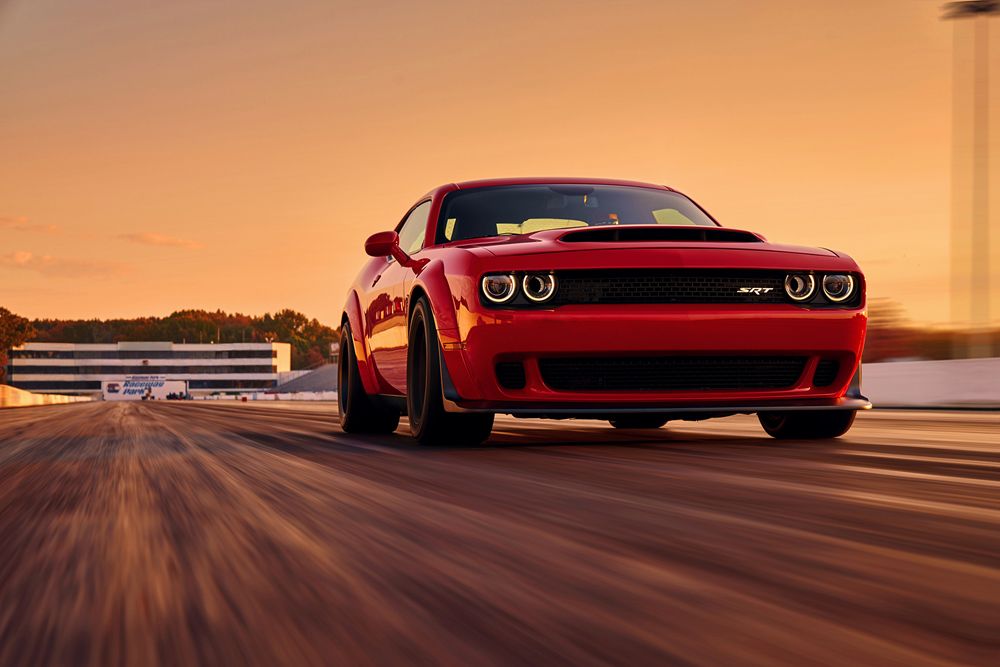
[454,226,838,259]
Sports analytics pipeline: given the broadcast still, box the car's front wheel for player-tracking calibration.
[407,297,494,446]
[338,323,400,433]
[757,410,856,439]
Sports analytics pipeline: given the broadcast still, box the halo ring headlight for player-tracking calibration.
[522,273,557,302]
[784,274,816,302]
[481,274,517,303]
[822,274,854,302]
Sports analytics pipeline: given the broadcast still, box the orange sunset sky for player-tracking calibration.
[0,0,989,326]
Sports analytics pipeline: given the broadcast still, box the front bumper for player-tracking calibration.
[438,303,869,415]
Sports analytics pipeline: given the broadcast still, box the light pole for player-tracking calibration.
[943,1,999,357]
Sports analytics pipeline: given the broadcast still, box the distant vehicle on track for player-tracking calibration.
[339,178,869,445]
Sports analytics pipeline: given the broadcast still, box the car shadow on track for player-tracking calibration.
[226,413,807,465]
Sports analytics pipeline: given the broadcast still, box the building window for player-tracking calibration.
[9,365,278,375]
[11,381,101,391]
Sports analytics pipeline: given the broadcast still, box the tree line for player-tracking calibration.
[862,299,999,362]
[0,307,35,384]
[1,308,340,376]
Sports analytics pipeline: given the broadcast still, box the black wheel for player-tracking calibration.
[758,410,856,439]
[338,323,400,433]
[407,297,494,446]
[609,416,669,429]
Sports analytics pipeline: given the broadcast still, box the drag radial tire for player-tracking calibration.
[609,416,669,429]
[407,297,494,446]
[758,410,856,439]
[338,324,400,433]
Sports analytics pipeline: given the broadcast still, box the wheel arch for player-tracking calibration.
[406,268,484,403]
[407,259,460,333]
[408,284,430,322]
[341,289,379,396]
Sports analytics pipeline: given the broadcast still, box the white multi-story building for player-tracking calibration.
[6,342,291,395]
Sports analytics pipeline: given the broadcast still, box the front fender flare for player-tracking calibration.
[342,290,379,396]
[410,262,484,401]
[409,259,460,332]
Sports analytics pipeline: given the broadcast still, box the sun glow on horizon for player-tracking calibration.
[0,0,978,326]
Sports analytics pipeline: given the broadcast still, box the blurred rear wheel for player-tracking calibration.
[758,410,856,439]
[338,324,400,434]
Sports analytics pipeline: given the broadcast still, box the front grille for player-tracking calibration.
[551,270,787,305]
[538,356,808,392]
[813,360,840,387]
[495,362,527,389]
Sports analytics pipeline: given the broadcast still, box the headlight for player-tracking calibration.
[822,274,854,302]
[523,274,557,302]
[481,274,517,303]
[784,274,815,301]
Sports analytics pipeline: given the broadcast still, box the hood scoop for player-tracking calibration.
[560,226,762,244]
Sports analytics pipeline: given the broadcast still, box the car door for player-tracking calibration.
[366,200,430,395]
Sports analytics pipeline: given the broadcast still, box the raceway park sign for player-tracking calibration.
[103,376,184,400]
[118,376,166,396]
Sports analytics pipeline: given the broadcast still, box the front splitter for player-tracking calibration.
[442,396,872,416]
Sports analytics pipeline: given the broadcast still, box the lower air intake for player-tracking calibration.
[496,362,527,389]
[538,356,808,392]
[813,360,840,387]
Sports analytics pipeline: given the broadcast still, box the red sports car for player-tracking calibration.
[339,178,869,445]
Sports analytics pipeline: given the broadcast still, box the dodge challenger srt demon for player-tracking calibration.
[339,178,870,445]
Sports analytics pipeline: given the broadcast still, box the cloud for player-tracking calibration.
[0,215,62,235]
[119,232,206,250]
[0,251,135,279]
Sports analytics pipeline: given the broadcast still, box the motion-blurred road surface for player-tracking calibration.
[0,403,996,666]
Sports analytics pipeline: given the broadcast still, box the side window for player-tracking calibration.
[396,201,431,256]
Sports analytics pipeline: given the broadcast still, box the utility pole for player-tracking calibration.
[943,1,999,357]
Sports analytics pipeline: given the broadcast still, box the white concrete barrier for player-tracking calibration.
[194,391,337,402]
[863,358,1000,408]
[0,385,93,408]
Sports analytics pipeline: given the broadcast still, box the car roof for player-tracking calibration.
[450,177,675,191]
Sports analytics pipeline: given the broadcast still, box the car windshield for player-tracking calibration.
[436,184,717,244]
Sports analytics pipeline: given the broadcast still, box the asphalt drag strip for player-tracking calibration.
[0,402,996,666]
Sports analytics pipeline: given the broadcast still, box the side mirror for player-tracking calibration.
[365,230,410,264]
[365,231,400,257]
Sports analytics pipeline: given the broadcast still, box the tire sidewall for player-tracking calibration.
[758,411,787,436]
[406,299,435,439]
[758,410,856,439]
[338,326,353,427]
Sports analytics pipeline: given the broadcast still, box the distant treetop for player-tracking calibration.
[28,309,339,371]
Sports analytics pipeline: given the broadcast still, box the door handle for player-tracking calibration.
[372,274,381,287]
